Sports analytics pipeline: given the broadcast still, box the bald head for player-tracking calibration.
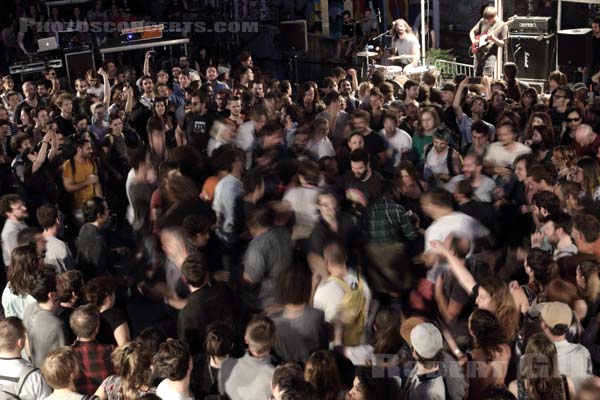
[575,124,596,146]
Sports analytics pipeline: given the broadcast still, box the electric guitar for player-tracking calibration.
[469,15,517,58]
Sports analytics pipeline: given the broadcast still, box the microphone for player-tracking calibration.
[376,8,382,24]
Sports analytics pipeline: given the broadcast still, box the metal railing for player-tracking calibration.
[434,59,475,85]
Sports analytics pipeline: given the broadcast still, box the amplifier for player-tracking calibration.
[509,16,555,35]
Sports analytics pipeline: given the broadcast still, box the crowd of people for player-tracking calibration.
[1,1,600,399]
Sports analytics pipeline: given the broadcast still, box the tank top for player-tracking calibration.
[425,147,449,175]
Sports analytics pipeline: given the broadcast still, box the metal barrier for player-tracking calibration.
[434,59,475,85]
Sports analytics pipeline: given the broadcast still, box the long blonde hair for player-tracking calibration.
[391,18,413,39]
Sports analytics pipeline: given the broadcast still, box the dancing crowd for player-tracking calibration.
[1,6,600,399]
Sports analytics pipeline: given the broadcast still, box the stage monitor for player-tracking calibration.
[280,20,308,53]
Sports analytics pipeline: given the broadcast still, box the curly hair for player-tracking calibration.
[152,339,190,381]
[8,244,39,296]
[304,350,342,400]
[83,276,115,306]
[526,248,558,294]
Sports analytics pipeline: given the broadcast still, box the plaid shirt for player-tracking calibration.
[72,340,115,395]
[365,198,417,243]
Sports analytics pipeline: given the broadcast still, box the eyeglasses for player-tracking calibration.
[554,95,566,99]
[566,117,581,123]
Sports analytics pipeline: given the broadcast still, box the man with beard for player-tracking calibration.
[0,194,29,267]
[339,79,358,113]
[14,81,40,125]
[62,138,102,223]
[444,153,496,202]
[139,75,155,110]
[206,66,230,93]
[535,212,578,260]
[179,55,199,80]
[177,91,213,151]
[343,148,383,206]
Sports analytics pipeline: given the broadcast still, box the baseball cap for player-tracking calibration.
[537,302,572,329]
[441,83,456,93]
[573,82,588,92]
[410,322,443,359]
[400,316,426,345]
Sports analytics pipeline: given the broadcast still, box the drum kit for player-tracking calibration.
[356,48,436,90]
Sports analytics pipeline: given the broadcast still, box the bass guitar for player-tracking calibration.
[470,15,517,58]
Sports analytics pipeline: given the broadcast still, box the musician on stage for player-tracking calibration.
[469,6,507,77]
[390,19,420,70]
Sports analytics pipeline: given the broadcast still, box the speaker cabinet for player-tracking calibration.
[64,50,95,90]
[507,34,556,80]
[279,20,308,53]
[557,28,592,67]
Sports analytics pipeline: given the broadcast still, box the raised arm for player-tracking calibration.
[429,240,477,294]
[453,79,468,122]
[32,133,51,173]
[124,86,133,114]
[98,68,111,107]
[143,51,152,77]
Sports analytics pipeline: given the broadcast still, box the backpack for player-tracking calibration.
[424,143,461,177]
[328,275,367,346]
[0,365,38,400]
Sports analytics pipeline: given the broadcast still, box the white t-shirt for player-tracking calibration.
[307,137,335,160]
[379,128,412,167]
[425,212,489,252]
[424,212,490,281]
[283,186,321,240]
[313,270,372,324]
[444,174,497,202]
[156,379,194,400]
[484,141,531,168]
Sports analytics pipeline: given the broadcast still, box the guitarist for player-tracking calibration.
[469,6,507,77]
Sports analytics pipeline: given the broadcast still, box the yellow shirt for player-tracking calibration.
[62,158,97,208]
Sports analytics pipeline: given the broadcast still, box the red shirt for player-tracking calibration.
[574,132,600,157]
[72,340,115,395]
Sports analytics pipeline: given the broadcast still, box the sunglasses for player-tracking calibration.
[566,117,581,123]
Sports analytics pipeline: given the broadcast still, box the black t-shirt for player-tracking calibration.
[129,102,152,142]
[183,112,214,153]
[342,21,360,38]
[343,169,383,202]
[56,115,76,137]
[98,307,128,345]
[362,131,386,159]
[458,200,494,230]
[442,258,490,346]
